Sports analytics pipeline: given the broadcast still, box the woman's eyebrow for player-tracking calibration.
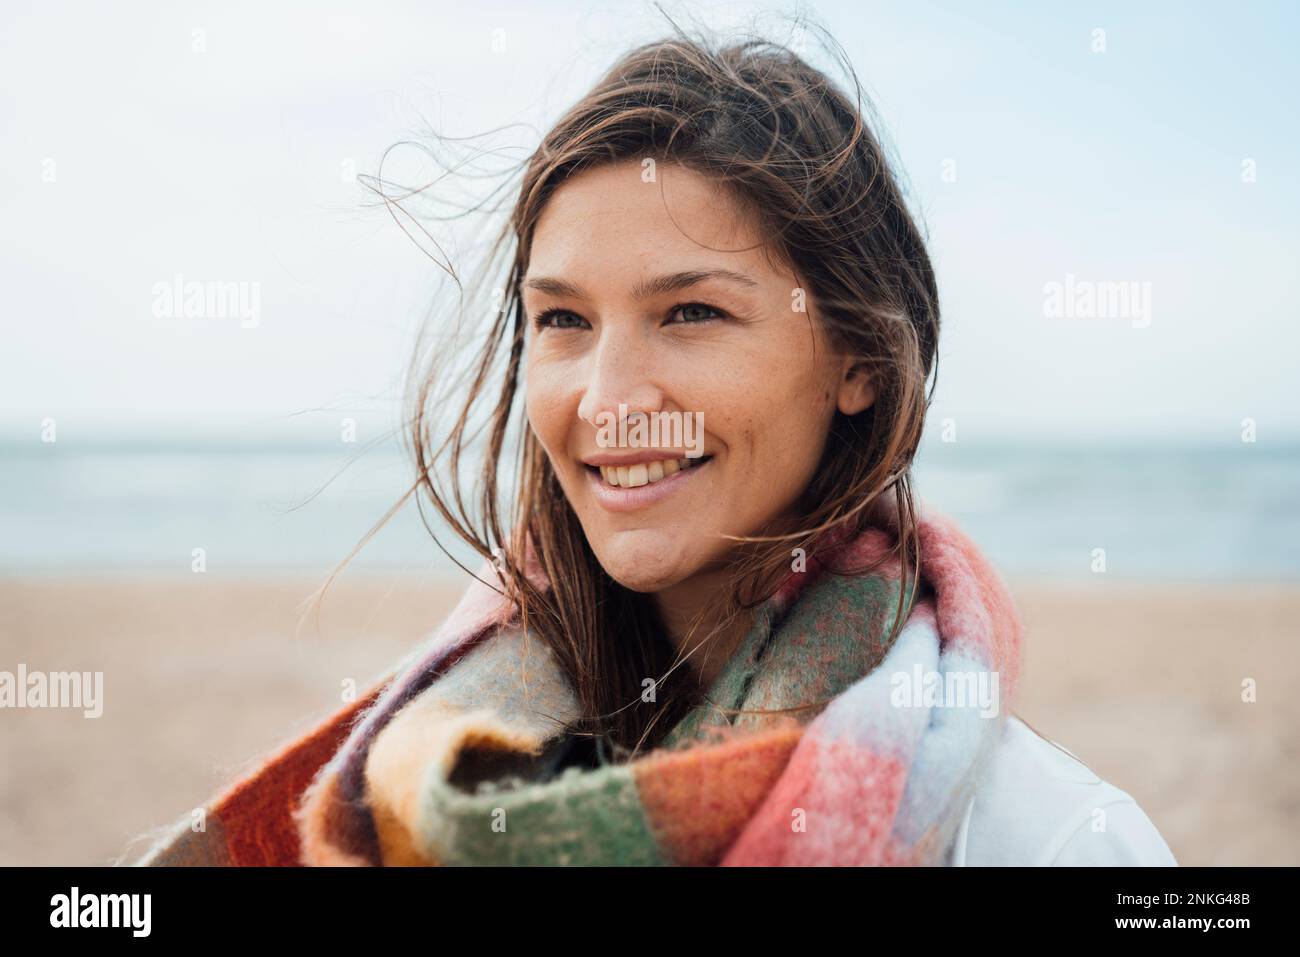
[522,268,760,300]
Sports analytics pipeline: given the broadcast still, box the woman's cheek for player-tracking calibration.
[525,366,572,449]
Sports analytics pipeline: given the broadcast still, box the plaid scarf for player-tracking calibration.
[136,496,1022,866]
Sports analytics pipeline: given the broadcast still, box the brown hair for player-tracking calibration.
[367,18,940,759]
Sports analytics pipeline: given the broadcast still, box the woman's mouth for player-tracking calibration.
[582,454,713,511]
[594,455,709,488]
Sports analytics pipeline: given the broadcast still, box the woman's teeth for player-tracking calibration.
[597,457,705,488]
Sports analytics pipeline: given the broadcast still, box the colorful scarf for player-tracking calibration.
[135,495,1022,866]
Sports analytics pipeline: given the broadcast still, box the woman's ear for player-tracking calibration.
[835,358,876,416]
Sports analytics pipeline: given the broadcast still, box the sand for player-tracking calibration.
[0,574,1295,866]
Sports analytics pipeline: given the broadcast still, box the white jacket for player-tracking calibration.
[946,716,1178,866]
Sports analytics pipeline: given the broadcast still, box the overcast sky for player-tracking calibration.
[2,0,1296,445]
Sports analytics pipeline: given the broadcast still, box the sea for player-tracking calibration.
[1,435,1296,583]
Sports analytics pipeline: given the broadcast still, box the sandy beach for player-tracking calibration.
[0,574,1295,866]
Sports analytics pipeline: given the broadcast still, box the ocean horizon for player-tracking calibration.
[1,434,1296,582]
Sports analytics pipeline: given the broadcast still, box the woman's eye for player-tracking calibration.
[669,302,724,324]
[534,310,586,330]
[533,303,724,329]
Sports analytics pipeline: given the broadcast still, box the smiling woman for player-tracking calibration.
[137,20,1176,869]
[521,158,878,685]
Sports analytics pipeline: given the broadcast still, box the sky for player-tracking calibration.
[2,0,1297,445]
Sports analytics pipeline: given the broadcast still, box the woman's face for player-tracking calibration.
[523,159,873,594]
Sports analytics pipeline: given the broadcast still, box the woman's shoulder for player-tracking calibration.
[948,715,1178,866]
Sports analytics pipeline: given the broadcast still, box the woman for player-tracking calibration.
[137,28,1176,867]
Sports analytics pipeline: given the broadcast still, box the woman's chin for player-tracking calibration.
[590,533,698,593]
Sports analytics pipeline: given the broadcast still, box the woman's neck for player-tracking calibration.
[653,569,755,690]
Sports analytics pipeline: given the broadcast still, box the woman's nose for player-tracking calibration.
[576,333,663,429]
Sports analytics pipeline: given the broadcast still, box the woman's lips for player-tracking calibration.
[583,457,710,512]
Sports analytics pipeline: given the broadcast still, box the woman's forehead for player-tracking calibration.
[525,164,790,295]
